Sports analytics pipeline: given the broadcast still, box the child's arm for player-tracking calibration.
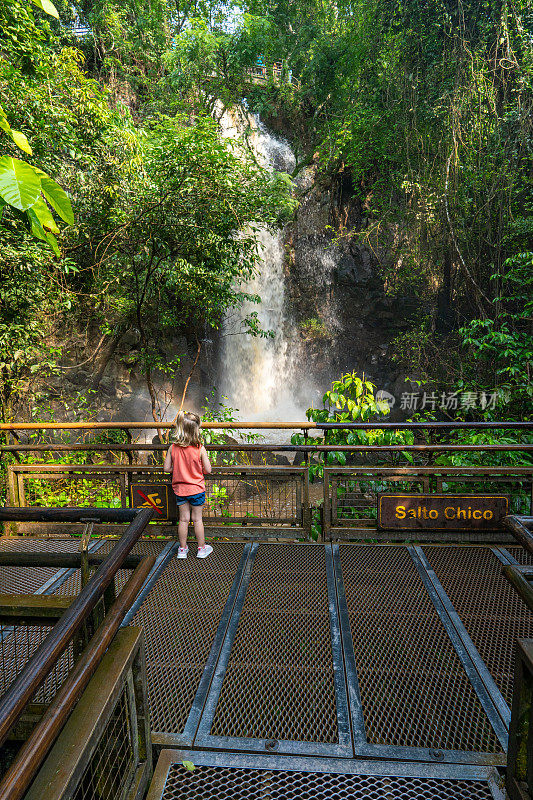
[200,445,212,474]
[163,446,173,473]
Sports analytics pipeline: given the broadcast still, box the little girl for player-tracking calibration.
[163,411,213,559]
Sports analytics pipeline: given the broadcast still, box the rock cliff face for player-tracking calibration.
[284,165,416,405]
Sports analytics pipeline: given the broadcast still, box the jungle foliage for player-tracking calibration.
[0,0,531,424]
[0,0,294,422]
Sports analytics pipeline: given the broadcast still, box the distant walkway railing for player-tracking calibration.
[501,516,533,800]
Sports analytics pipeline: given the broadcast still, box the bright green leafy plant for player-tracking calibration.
[292,371,415,480]
[0,0,73,255]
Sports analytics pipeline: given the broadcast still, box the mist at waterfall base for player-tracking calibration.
[218,110,322,430]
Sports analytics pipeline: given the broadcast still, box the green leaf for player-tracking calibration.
[182,760,195,772]
[32,196,59,233]
[44,230,60,255]
[27,206,60,255]
[29,0,59,18]
[40,176,74,224]
[11,129,32,155]
[0,157,41,211]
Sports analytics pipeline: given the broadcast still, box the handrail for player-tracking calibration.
[0,421,531,431]
[9,463,533,474]
[1,443,532,453]
[502,565,533,611]
[507,638,533,799]
[503,515,533,556]
[0,508,137,523]
[0,507,152,748]
[0,552,143,569]
[0,556,155,800]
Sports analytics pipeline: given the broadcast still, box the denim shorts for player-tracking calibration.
[175,491,206,507]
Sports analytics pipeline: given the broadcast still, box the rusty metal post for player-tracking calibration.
[302,428,309,468]
[6,467,17,508]
[79,521,94,590]
[5,468,18,537]
[132,635,152,774]
[303,469,311,540]
[16,474,26,509]
[506,639,533,800]
[323,470,331,541]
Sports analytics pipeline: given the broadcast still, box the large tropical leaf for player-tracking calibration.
[29,0,59,19]
[0,112,10,136]
[40,175,74,224]
[31,195,60,233]
[0,157,41,211]
[27,206,60,256]
[0,107,32,154]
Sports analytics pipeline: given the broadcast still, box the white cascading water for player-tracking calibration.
[218,108,315,422]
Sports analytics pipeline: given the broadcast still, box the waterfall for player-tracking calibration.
[218,109,315,422]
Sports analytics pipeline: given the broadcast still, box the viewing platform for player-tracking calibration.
[0,421,531,799]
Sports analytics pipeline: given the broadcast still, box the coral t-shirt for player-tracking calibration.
[171,444,205,496]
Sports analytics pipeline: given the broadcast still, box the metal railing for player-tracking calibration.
[24,626,151,800]
[324,467,533,541]
[502,515,533,623]
[5,464,311,538]
[1,421,532,541]
[0,507,153,800]
[1,420,532,430]
[6,464,533,541]
[499,516,533,800]
[504,515,533,556]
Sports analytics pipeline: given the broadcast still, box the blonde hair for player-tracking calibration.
[170,411,201,447]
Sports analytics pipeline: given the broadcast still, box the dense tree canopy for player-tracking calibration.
[0,0,531,422]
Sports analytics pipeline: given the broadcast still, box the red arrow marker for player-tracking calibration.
[136,489,164,515]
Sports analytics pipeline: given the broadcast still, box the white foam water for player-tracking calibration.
[217,108,318,427]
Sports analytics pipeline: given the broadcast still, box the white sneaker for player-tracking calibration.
[197,545,213,559]
[177,546,189,559]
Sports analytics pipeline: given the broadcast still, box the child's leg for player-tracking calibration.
[191,505,205,548]
[178,502,191,548]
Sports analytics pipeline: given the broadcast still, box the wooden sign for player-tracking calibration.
[378,494,509,531]
[129,483,174,521]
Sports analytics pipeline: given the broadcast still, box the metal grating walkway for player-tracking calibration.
[422,545,533,706]
[197,544,350,756]
[4,536,531,784]
[146,751,505,800]
[0,537,94,595]
[130,542,246,744]
[336,545,504,758]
